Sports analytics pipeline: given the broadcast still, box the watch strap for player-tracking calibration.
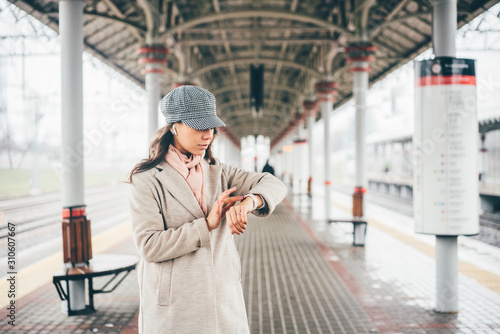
[244,193,261,210]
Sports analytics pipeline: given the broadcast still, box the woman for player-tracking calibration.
[128,85,287,333]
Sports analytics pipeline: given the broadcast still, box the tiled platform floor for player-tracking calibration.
[235,201,376,333]
[0,239,140,334]
[292,190,500,334]
[1,193,499,333]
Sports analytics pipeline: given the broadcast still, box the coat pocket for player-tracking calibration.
[157,260,174,306]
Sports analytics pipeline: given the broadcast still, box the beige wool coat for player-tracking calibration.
[129,158,287,334]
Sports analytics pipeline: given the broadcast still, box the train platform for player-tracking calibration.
[1,189,500,333]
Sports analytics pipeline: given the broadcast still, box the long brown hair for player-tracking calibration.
[128,123,218,183]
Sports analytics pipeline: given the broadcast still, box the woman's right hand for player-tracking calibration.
[206,187,243,231]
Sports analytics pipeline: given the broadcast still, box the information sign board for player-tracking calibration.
[414,57,479,235]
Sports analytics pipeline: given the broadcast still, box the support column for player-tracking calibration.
[30,103,41,195]
[432,0,459,314]
[138,46,168,140]
[293,121,307,195]
[315,82,337,220]
[304,100,318,202]
[285,136,293,189]
[59,0,88,313]
[345,42,376,220]
[274,146,280,179]
[218,126,241,167]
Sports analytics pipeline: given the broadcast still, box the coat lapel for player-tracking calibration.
[155,160,205,218]
[202,160,222,210]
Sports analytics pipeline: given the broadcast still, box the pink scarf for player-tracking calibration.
[165,146,207,215]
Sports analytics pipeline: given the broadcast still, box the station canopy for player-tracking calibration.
[8,0,499,141]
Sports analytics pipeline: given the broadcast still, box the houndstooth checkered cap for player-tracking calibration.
[160,85,226,130]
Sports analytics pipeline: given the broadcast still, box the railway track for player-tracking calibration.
[333,184,500,232]
[480,212,500,229]
[1,183,498,249]
[0,185,128,239]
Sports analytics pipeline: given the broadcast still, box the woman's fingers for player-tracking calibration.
[207,188,244,232]
[212,189,239,215]
[226,206,247,235]
[218,187,237,202]
[209,188,251,234]
[221,202,235,216]
[226,210,238,233]
[228,217,246,235]
[223,195,244,205]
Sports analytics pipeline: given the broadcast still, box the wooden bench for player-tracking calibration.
[328,218,367,246]
[53,254,138,315]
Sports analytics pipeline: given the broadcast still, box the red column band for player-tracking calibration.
[317,95,336,102]
[172,82,196,89]
[137,45,169,75]
[345,43,376,73]
[315,82,338,93]
[303,100,318,116]
[344,45,377,53]
[62,206,86,219]
[346,56,376,63]
[138,58,168,65]
[354,187,367,194]
[141,68,165,75]
[137,47,169,55]
[349,67,371,73]
[315,82,337,101]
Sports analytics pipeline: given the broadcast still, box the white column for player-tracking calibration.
[284,136,290,186]
[351,61,369,246]
[297,122,306,193]
[316,82,336,220]
[353,65,368,195]
[432,0,459,314]
[146,68,162,140]
[323,101,332,219]
[30,104,41,195]
[432,0,457,57]
[280,145,285,180]
[307,114,315,195]
[315,83,335,221]
[59,0,86,312]
[138,46,167,142]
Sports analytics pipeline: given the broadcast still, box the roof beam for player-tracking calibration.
[177,39,336,45]
[180,27,345,33]
[219,99,296,111]
[46,10,147,34]
[102,0,125,19]
[162,9,355,36]
[190,58,322,79]
[211,0,244,108]
[369,12,430,39]
[101,0,143,42]
[213,84,302,97]
[268,0,300,113]
[222,109,291,119]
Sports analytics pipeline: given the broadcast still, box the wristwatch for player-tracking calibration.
[243,193,262,210]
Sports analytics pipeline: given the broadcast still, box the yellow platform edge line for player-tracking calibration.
[0,221,132,309]
[333,201,500,295]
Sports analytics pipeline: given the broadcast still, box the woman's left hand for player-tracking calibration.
[226,197,255,235]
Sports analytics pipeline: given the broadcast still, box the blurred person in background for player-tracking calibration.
[262,159,275,175]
